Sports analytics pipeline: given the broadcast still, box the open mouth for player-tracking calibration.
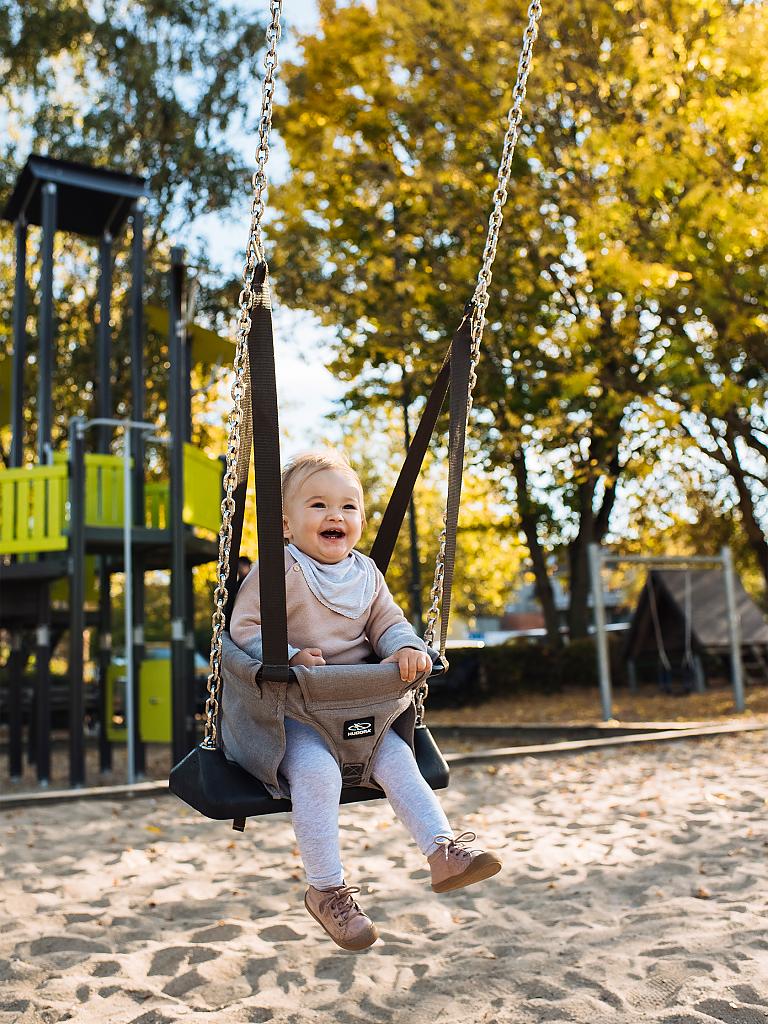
[320,529,345,540]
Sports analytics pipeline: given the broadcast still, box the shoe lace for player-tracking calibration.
[435,831,477,861]
[321,885,363,923]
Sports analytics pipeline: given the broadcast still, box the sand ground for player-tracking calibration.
[1,731,767,1024]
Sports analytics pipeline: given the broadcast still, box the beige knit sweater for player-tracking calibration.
[230,547,425,664]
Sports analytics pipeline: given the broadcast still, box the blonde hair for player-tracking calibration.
[281,449,366,528]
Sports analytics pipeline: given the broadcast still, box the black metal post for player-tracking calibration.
[38,183,57,464]
[97,564,113,772]
[97,232,113,453]
[68,419,86,785]
[130,202,145,524]
[169,247,189,763]
[131,556,146,777]
[26,673,37,767]
[182,315,192,445]
[7,633,23,780]
[11,218,28,468]
[35,588,52,784]
[95,232,114,768]
[130,202,147,777]
[402,375,423,631]
[182,289,195,738]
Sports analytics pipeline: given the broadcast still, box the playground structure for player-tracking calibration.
[589,545,768,720]
[0,154,228,787]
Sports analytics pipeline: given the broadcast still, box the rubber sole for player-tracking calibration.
[431,853,503,893]
[304,893,379,951]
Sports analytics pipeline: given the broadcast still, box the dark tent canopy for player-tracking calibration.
[625,569,768,660]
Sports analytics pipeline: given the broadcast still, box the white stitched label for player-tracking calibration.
[343,718,375,739]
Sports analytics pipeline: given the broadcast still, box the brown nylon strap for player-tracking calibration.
[439,308,473,652]
[369,303,473,575]
[246,264,290,680]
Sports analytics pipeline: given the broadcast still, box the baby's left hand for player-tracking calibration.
[382,648,431,683]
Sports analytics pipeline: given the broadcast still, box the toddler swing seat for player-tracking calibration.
[170,263,462,827]
[172,645,449,829]
[169,0,543,829]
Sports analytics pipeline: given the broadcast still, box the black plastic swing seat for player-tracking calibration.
[169,724,449,823]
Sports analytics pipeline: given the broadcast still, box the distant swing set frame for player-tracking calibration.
[587,544,746,721]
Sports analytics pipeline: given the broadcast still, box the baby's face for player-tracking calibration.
[283,468,364,564]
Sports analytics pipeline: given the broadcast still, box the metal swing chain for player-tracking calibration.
[422,0,543,678]
[203,0,283,748]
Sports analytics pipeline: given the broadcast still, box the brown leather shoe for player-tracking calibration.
[304,884,379,951]
[428,832,502,893]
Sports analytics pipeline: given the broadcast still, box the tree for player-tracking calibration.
[265,0,671,644]
[268,0,768,646]
[562,0,768,594]
[0,0,266,463]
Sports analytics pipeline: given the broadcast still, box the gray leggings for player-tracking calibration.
[279,717,452,889]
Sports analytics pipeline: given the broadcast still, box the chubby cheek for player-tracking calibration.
[347,516,363,539]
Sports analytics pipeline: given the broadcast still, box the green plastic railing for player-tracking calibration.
[0,445,222,555]
[182,443,223,535]
[0,463,68,554]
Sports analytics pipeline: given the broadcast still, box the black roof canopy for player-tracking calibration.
[2,154,148,238]
[624,569,768,658]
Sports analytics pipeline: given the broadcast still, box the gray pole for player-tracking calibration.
[68,417,86,786]
[10,217,28,468]
[588,542,613,721]
[721,545,745,713]
[38,183,57,464]
[122,429,136,785]
[34,590,52,785]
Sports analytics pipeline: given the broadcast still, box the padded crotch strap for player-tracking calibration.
[285,663,424,787]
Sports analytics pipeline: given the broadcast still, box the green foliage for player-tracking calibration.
[0,0,265,464]
[0,0,265,226]
[267,0,768,622]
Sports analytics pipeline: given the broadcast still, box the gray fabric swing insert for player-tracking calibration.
[169,632,449,824]
[219,637,427,798]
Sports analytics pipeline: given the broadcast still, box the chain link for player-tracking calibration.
[422,0,542,665]
[203,0,283,748]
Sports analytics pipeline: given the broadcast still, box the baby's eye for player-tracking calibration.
[343,504,358,510]
[310,502,326,508]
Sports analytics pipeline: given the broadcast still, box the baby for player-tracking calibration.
[230,450,501,950]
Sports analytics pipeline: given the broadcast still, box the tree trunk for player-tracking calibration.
[567,506,595,640]
[725,427,768,593]
[512,446,563,650]
[568,447,620,640]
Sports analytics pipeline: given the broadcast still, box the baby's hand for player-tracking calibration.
[290,647,326,668]
[382,648,431,683]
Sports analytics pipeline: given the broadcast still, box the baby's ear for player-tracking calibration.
[282,516,291,539]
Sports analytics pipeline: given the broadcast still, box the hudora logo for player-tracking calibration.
[347,721,372,736]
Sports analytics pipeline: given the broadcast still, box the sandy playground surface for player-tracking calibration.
[1,731,767,1024]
